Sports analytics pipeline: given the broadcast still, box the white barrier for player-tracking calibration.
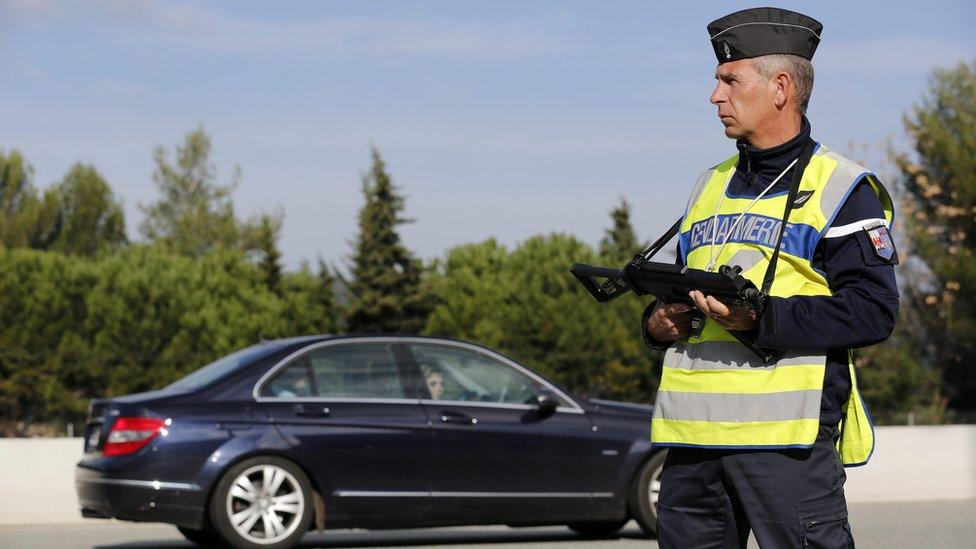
[844,425,976,502]
[0,425,973,525]
[0,438,84,525]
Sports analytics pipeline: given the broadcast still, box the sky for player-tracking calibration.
[1,0,973,270]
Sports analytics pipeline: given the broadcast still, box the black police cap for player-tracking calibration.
[708,7,823,63]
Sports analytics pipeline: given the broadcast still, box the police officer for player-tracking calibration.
[642,7,899,548]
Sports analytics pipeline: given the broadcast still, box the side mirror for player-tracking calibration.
[535,391,558,418]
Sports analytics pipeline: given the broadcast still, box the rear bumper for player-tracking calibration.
[75,465,207,528]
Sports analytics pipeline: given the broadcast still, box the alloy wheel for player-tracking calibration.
[225,464,305,545]
[647,462,663,510]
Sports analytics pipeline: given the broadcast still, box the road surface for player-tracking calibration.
[2,500,973,548]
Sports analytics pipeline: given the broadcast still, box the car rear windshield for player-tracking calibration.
[164,342,289,392]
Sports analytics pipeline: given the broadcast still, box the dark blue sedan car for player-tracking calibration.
[76,335,665,548]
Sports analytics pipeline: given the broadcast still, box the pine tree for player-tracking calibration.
[252,214,283,295]
[0,149,43,249]
[892,59,976,413]
[35,163,127,256]
[346,147,430,333]
[139,126,244,256]
[315,258,341,333]
[595,197,659,400]
[599,197,642,265]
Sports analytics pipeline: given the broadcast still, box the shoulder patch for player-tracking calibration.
[864,222,895,261]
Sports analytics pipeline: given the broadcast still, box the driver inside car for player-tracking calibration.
[422,365,445,400]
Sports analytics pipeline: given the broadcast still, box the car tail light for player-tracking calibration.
[103,417,166,457]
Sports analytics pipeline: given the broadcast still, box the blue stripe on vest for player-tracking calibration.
[680,213,820,260]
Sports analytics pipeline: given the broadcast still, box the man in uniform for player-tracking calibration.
[642,7,899,548]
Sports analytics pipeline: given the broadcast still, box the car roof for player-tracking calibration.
[265,333,494,348]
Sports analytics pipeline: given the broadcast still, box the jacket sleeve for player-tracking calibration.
[755,180,900,351]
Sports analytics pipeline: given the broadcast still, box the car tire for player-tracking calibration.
[628,449,667,537]
[567,519,628,537]
[177,525,222,547]
[209,456,314,549]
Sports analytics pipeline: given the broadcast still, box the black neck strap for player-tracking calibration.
[638,218,682,261]
[760,137,816,295]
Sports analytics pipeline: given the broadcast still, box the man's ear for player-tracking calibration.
[774,72,791,110]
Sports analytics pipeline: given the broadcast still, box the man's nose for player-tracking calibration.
[709,83,725,105]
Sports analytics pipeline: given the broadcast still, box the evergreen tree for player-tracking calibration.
[315,258,341,333]
[139,126,245,256]
[0,248,99,432]
[599,197,642,264]
[596,197,660,400]
[346,147,430,333]
[35,163,127,256]
[85,246,281,395]
[891,59,976,413]
[251,213,283,295]
[274,259,342,337]
[0,149,42,249]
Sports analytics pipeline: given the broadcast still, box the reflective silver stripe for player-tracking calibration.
[684,168,717,216]
[334,490,613,498]
[77,478,198,491]
[725,249,765,272]
[653,390,822,422]
[818,147,871,223]
[664,342,824,371]
[683,157,740,223]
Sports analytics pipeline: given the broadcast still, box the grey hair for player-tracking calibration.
[751,54,815,114]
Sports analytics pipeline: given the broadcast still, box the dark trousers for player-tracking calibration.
[657,424,855,548]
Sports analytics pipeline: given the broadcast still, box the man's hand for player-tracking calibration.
[646,301,697,342]
[689,289,758,331]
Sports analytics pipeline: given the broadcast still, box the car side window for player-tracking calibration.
[307,343,405,399]
[260,358,315,398]
[409,343,570,407]
[260,343,405,399]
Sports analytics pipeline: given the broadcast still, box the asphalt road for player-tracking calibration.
[2,500,973,549]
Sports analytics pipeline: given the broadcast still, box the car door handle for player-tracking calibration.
[293,404,331,417]
[440,412,478,425]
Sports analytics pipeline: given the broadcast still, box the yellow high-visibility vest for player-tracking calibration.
[650,143,893,466]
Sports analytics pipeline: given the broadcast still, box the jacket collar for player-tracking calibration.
[735,117,811,182]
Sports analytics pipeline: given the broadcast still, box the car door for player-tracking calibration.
[404,340,598,523]
[254,339,431,526]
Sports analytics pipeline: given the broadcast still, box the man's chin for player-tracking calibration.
[723,126,742,139]
[721,122,747,140]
